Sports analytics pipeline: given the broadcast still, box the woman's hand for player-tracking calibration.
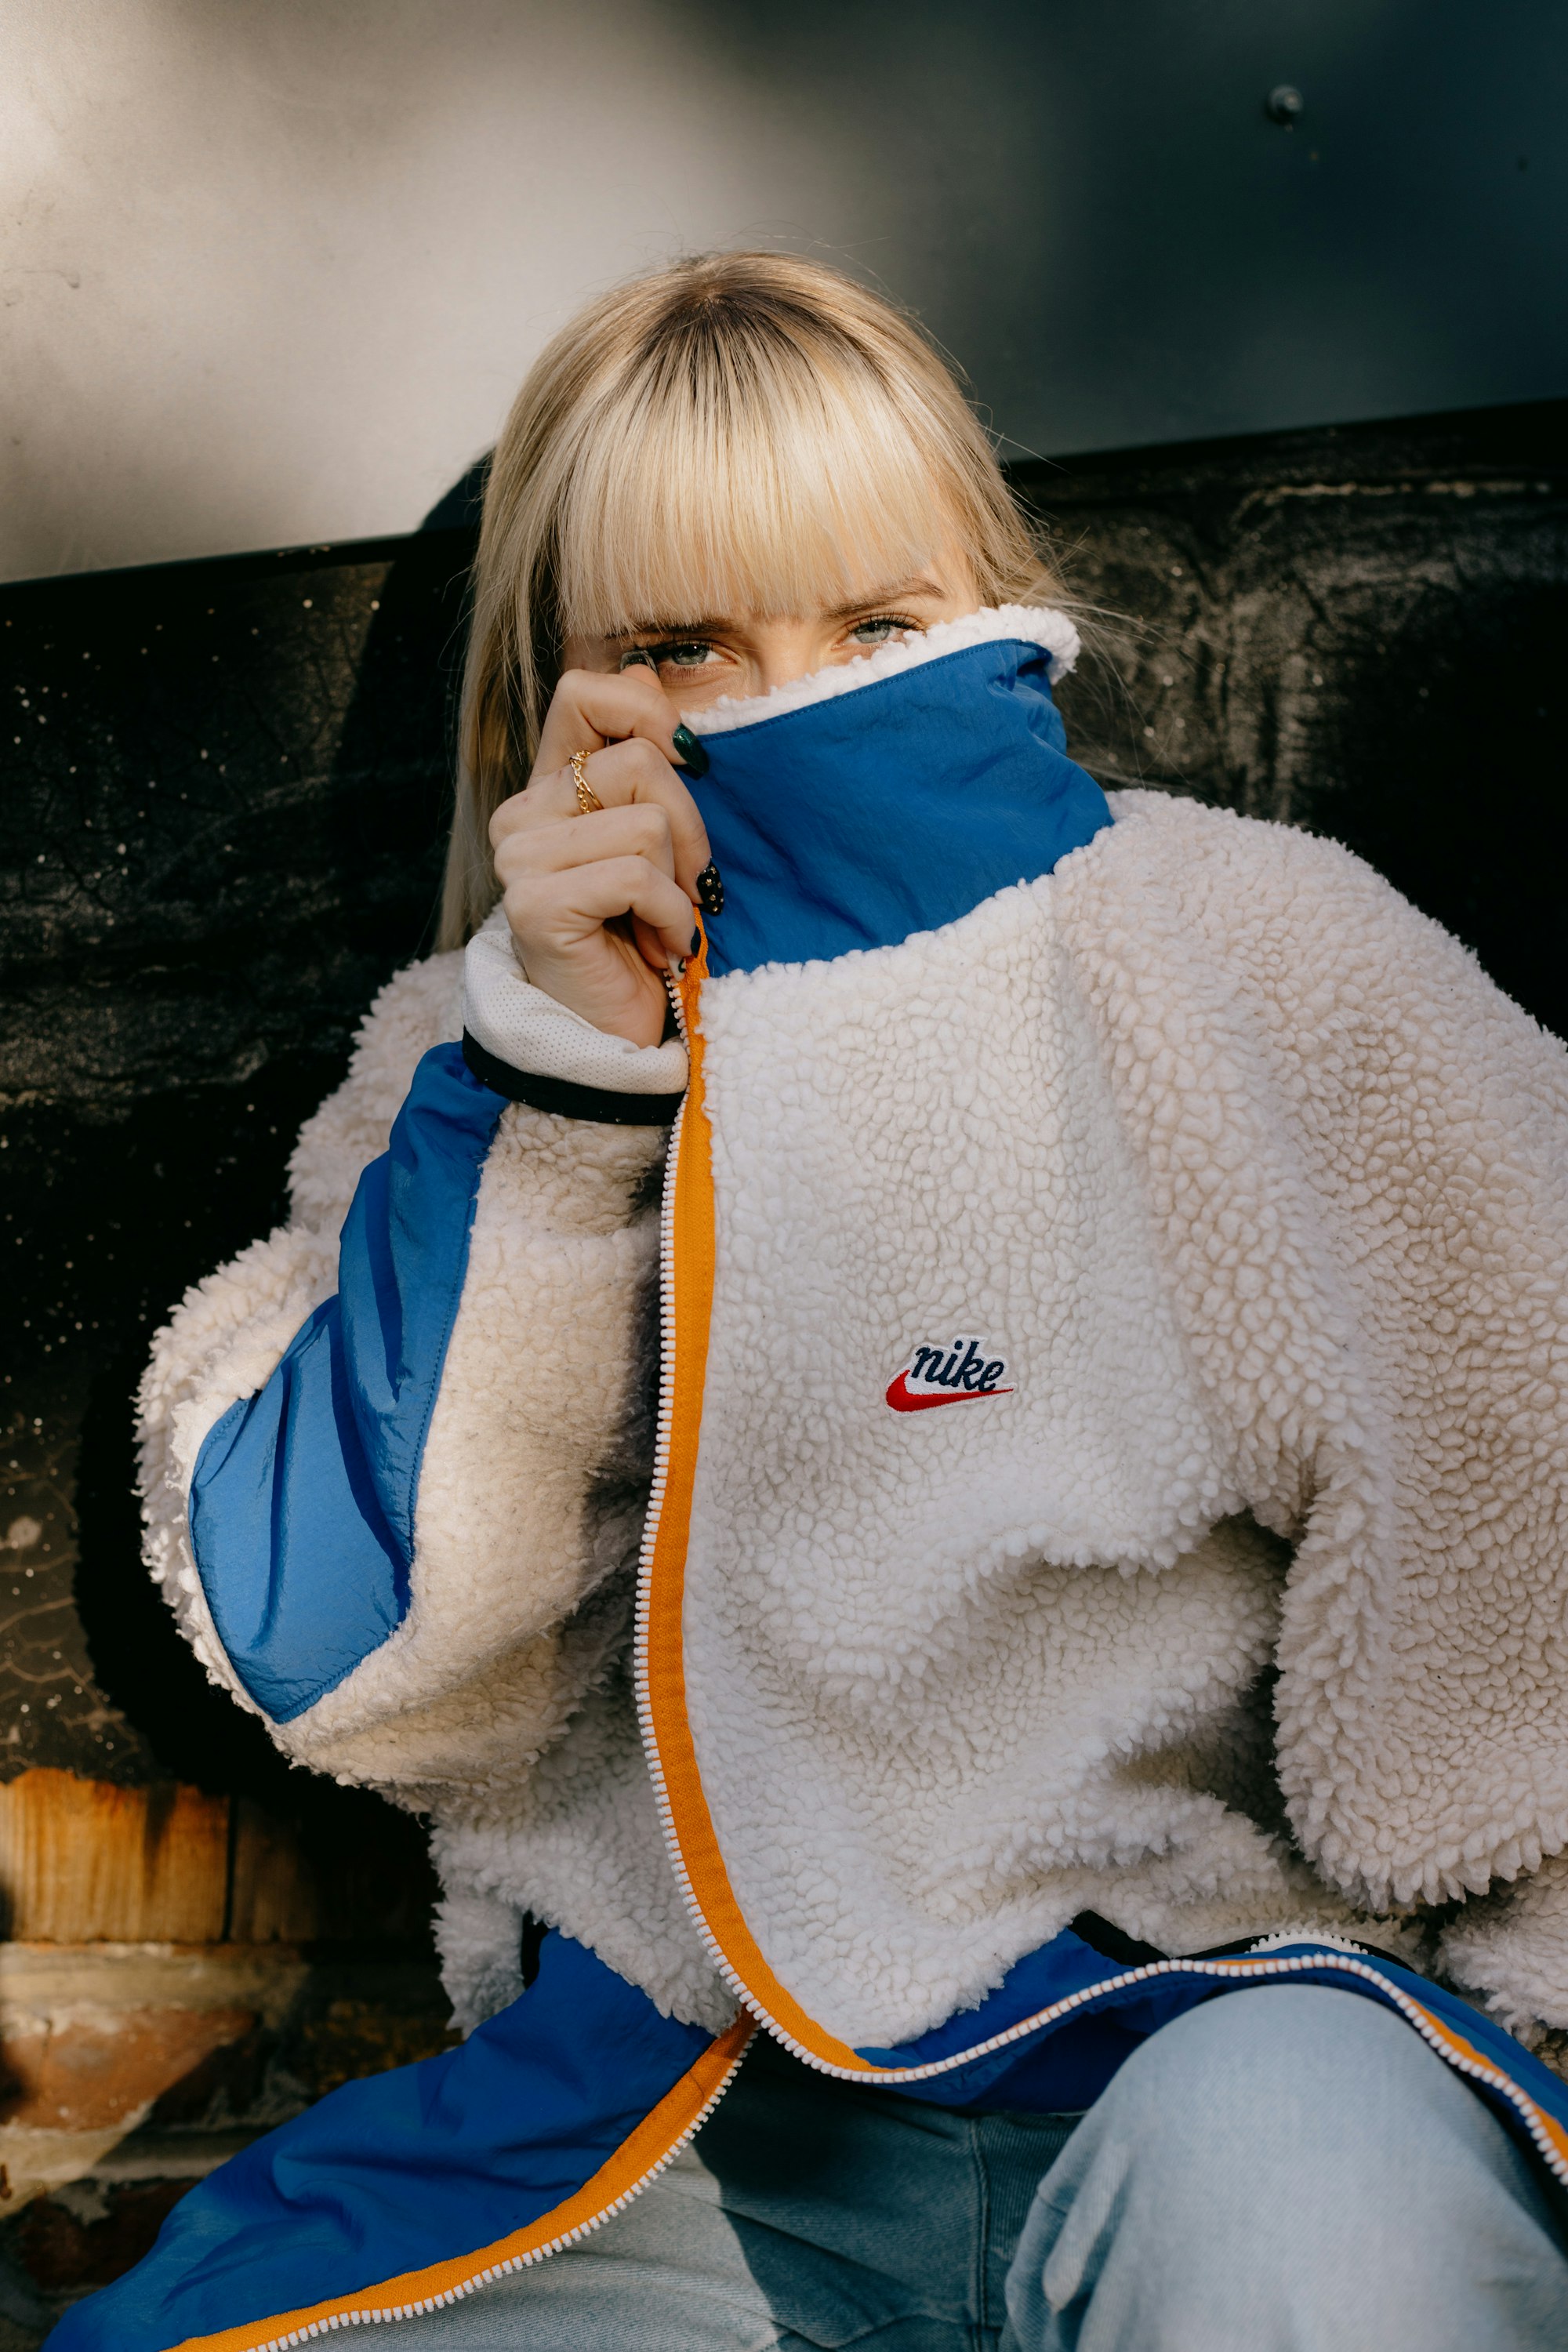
[490,670,711,1047]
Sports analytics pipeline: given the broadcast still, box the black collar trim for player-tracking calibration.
[461,1030,684,1126]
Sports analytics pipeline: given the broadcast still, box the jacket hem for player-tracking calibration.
[158,2014,755,2352]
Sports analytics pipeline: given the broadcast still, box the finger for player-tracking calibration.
[534,667,679,778]
[505,857,697,971]
[494,800,675,887]
[494,737,680,830]
[572,739,710,891]
[496,737,710,896]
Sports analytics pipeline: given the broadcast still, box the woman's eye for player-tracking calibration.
[620,641,720,675]
[848,616,914,648]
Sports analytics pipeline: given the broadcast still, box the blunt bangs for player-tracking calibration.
[555,328,967,642]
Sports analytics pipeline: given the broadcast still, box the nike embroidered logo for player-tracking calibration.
[886,1336,1014,1411]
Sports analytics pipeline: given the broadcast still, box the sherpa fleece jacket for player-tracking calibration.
[55,608,1568,2351]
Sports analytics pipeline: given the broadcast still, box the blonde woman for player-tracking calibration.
[56,256,1568,2352]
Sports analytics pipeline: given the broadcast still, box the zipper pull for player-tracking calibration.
[668,916,710,1040]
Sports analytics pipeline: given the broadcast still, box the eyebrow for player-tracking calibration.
[824,577,947,619]
[612,578,948,640]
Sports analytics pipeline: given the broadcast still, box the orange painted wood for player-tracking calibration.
[0,1770,228,1942]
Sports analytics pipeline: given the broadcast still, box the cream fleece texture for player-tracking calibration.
[140,762,1568,2049]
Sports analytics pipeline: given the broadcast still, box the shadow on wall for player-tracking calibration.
[0,394,1563,2318]
[10,0,1568,583]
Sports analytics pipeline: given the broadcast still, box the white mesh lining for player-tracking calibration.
[463,909,689,1094]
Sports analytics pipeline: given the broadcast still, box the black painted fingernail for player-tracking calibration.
[691,927,702,957]
[672,723,710,777]
[696,862,724,916]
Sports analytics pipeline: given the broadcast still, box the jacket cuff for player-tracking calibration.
[463,906,688,1123]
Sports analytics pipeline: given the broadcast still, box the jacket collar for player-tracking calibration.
[684,606,1109,977]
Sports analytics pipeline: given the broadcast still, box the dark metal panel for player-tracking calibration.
[679,0,1568,451]
[0,529,471,1810]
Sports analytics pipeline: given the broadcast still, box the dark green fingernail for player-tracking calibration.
[691,927,701,957]
[696,862,724,916]
[673,724,710,777]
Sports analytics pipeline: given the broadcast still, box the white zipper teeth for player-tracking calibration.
[630,965,1568,2191]
[247,944,1567,2336]
[209,960,1568,2329]
[236,967,728,2346]
[237,2034,752,2345]
[633,960,765,2036]
[225,1951,1568,2344]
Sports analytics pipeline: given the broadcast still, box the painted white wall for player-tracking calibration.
[3,0,1564,583]
[0,0,870,580]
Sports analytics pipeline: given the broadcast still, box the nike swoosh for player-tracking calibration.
[884,1372,1015,1413]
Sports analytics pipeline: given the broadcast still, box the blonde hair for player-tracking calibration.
[441,251,1063,947]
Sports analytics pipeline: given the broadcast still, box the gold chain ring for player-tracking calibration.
[571,750,603,814]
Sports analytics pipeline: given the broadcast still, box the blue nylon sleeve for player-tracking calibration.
[188,1044,506,1724]
[44,1935,717,2352]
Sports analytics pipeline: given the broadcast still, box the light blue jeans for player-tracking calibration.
[392,1987,1568,2348]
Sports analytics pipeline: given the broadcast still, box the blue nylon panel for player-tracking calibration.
[855,1927,1152,2110]
[189,1301,408,1723]
[687,637,1112,976]
[857,1932,1568,2133]
[46,1936,714,2352]
[188,1044,506,1723]
[49,1936,1568,2351]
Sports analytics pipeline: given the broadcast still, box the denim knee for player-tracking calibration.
[1004,1984,1568,2352]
